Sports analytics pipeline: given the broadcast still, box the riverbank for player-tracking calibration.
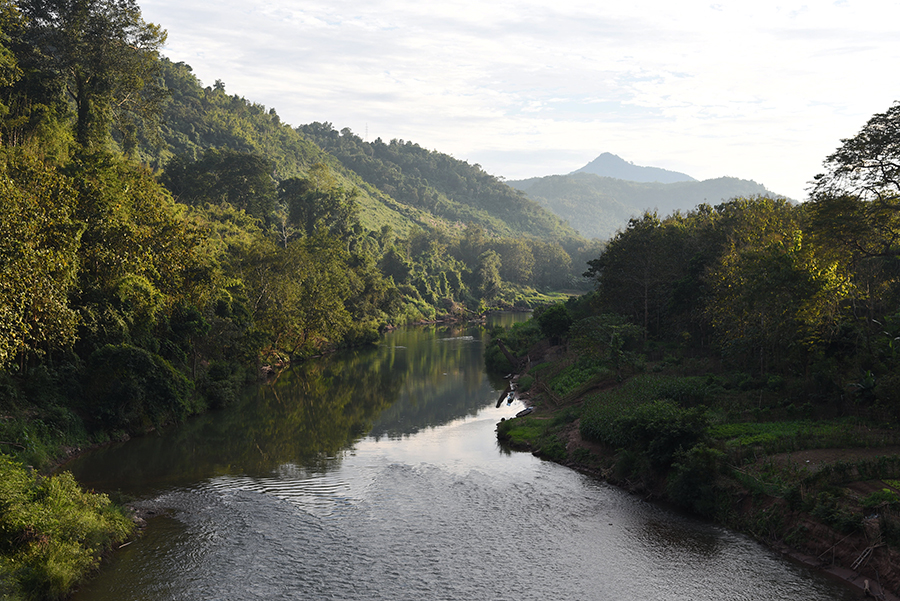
[497,359,900,601]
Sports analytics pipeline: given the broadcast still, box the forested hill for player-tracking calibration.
[134,60,433,235]
[135,60,580,243]
[297,122,580,243]
[509,172,780,240]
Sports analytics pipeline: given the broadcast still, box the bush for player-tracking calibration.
[547,356,611,396]
[0,455,133,600]
[517,375,534,392]
[582,398,708,469]
[484,345,514,373]
[862,489,900,509]
[535,303,572,343]
[86,344,194,431]
[580,375,712,467]
[667,444,726,517]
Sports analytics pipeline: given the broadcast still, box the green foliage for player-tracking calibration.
[0,150,81,367]
[582,399,708,469]
[547,356,612,396]
[535,303,572,343]
[0,455,133,600]
[580,375,711,467]
[17,0,168,149]
[707,420,853,453]
[163,148,277,220]
[298,123,581,243]
[517,375,534,392]
[496,416,568,462]
[277,163,359,240]
[497,417,545,447]
[862,488,900,509]
[484,344,514,373]
[86,344,194,431]
[667,444,726,517]
[810,491,862,534]
[474,250,502,300]
[811,101,900,205]
[569,313,644,377]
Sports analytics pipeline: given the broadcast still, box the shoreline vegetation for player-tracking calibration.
[490,102,900,600]
[491,313,900,601]
[3,0,900,597]
[0,0,591,594]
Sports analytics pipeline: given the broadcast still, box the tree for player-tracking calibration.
[0,4,22,124]
[18,0,168,150]
[278,163,359,240]
[532,240,573,289]
[812,102,900,203]
[0,150,81,368]
[585,212,686,337]
[474,250,502,301]
[805,103,900,361]
[493,237,534,285]
[809,102,900,261]
[536,303,572,344]
[704,197,846,372]
[570,314,643,379]
[249,234,352,359]
[163,149,277,220]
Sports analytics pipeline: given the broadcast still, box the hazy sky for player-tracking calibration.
[141,0,900,201]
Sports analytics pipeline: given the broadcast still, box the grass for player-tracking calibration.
[708,418,900,456]
[496,409,578,463]
[0,454,134,600]
[547,356,612,396]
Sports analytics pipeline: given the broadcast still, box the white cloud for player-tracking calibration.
[142,0,900,201]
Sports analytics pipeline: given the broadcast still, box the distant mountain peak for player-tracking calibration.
[573,153,696,184]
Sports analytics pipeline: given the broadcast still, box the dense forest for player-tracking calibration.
[0,0,597,453]
[5,0,899,596]
[493,102,900,596]
[0,0,603,596]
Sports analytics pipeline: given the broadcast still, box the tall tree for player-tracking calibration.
[585,212,686,337]
[278,163,359,241]
[812,102,900,203]
[18,0,167,150]
[162,148,277,221]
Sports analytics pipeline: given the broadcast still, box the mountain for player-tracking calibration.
[508,172,781,240]
[297,123,581,244]
[138,60,580,244]
[573,153,696,184]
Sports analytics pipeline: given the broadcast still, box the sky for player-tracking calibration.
[140,0,900,201]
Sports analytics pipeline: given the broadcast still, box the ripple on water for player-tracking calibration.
[74,456,859,601]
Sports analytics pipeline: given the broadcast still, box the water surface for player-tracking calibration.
[69,316,857,601]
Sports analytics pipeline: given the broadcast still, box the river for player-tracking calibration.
[67,314,857,600]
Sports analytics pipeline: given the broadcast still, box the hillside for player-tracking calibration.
[573,152,695,183]
[298,123,582,244]
[508,172,781,240]
[135,60,582,244]
[133,61,441,236]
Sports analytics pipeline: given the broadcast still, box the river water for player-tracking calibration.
[67,315,856,601]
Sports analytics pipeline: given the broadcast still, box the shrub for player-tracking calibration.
[583,398,708,469]
[667,444,726,517]
[0,455,133,600]
[86,344,194,431]
[517,375,534,392]
[548,356,610,396]
[862,489,900,509]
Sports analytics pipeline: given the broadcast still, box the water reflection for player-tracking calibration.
[67,316,522,496]
[68,312,860,601]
